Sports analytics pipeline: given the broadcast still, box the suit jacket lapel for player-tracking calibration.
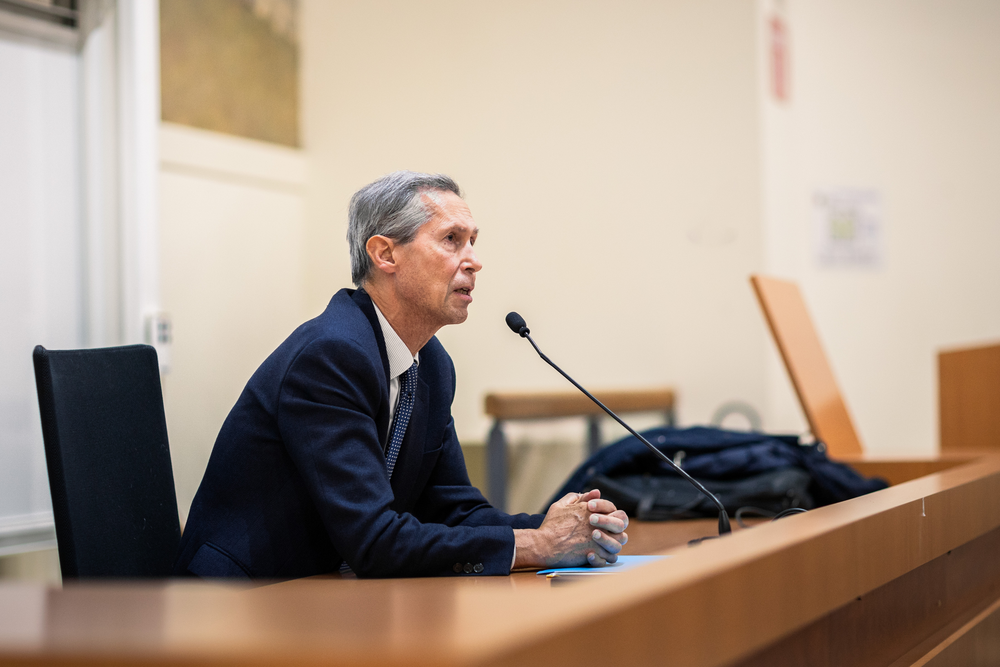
[350,288,392,445]
[351,289,391,389]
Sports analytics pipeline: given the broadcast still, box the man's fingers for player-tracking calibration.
[589,512,627,533]
[555,489,596,508]
[586,544,619,566]
[556,489,599,508]
[585,498,618,515]
[591,529,624,555]
[611,509,629,529]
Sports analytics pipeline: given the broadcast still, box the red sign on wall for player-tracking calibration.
[770,15,789,103]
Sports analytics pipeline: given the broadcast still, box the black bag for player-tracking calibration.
[548,426,888,519]
[584,467,814,521]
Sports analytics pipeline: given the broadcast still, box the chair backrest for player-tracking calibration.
[32,344,181,578]
[939,342,1000,452]
[750,275,864,457]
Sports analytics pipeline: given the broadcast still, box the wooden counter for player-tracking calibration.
[2,454,1000,666]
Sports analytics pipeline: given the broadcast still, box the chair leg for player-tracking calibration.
[486,420,508,512]
[664,407,676,428]
[586,416,601,457]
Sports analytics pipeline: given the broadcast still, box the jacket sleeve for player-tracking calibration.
[410,418,544,531]
[276,337,519,577]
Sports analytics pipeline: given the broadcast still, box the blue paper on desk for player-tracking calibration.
[537,555,670,577]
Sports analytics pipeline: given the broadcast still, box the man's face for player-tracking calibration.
[392,190,482,331]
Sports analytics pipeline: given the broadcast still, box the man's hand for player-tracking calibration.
[513,489,629,570]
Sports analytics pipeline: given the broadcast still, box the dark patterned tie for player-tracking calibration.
[385,362,418,479]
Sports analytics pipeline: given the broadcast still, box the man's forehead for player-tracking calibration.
[420,189,464,210]
[420,190,477,231]
[420,189,449,206]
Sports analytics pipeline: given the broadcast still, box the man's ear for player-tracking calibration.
[366,235,398,275]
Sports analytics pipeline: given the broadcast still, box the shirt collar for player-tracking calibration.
[372,302,419,381]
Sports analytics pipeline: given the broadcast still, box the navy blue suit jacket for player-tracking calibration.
[175,288,542,579]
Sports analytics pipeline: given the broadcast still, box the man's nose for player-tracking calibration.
[463,244,482,273]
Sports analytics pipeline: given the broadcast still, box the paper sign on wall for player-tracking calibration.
[812,188,883,268]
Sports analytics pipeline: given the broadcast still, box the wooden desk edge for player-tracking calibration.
[837,452,982,486]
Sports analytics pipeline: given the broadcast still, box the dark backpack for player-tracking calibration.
[586,467,813,520]
[548,426,887,518]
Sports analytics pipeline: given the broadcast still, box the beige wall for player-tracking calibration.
[759,0,1000,455]
[159,123,307,522]
[300,0,767,457]
[154,0,1000,522]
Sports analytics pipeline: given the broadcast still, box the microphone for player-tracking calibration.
[505,312,529,337]
[505,311,732,537]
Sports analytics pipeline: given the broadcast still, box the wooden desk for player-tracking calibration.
[2,454,1000,666]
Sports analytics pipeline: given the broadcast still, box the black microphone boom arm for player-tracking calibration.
[507,312,732,536]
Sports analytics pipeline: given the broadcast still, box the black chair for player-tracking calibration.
[32,344,181,578]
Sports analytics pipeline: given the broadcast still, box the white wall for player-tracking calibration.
[0,1,159,577]
[0,36,82,551]
[759,0,1000,455]
[159,123,307,522]
[301,0,767,450]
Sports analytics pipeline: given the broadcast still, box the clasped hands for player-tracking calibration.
[513,489,629,570]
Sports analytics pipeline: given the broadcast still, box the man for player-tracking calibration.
[175,171,628,579]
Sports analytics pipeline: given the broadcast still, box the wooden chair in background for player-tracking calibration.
[750,274,865,458]
[483,388,676,511]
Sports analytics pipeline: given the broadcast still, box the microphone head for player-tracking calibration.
[505,312,529,337]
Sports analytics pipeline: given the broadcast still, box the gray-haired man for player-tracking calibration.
[175,171,628,579]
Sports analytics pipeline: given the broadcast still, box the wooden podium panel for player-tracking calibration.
[939,342,1000,453]
[751,275,864,457]
[1,454,999,667]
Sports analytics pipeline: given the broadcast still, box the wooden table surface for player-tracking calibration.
[0,518,721,667]
[2,453,1000,667]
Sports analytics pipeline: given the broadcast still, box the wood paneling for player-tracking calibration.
[939,342,1000,453]
[917,595,1000,666]
[737,524,1000,667]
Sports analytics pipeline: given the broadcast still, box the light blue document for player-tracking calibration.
[537,554,670,577]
